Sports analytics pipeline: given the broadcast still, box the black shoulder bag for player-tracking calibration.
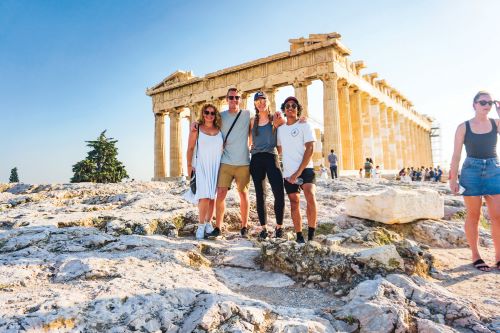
[190,126,199,194]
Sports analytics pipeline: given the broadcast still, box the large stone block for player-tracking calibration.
[345,188,444,224]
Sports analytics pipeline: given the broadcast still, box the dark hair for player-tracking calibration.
[280,101,303,117]
[473,91,491,103]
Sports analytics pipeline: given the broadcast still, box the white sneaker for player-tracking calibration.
[195,223,206,240]
[204,222,214,235]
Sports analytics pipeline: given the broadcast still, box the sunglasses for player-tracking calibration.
[477,100,493,106]
[285,103,298,110]
[227,96,241,101]
[203,110,216,116]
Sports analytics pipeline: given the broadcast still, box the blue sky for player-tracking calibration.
[1,0,499,183]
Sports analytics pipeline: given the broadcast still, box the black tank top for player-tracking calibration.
[464,119,498,159]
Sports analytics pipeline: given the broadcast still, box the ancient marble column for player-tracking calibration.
[369,99,383,167]
[387,108,397,170]
[321,73,343,170]
[240,92,248,110]
[293,80,311,118]
[264,88,277,114]
[379,104,390,169]
[360,93,374,161]
[410,122,418,167]
[338,82,354,170]
[393,111,404,169]
[169,110,182,177]
[153,112,166,181]
[404,118,414,167]
[349,88,364,170]
[189,103,202,123]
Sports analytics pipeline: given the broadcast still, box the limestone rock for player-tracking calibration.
[354,245,404,271]
[345,187,444,224]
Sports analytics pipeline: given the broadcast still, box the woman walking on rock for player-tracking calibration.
[449,91,500,271]
[184,104,223,240]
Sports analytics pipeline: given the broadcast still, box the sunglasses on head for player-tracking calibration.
[285,103,298,110]
[203,110,216,116]
[477,100,493,106]
[227,96,241,101]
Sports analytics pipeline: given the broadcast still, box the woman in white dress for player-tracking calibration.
[184,104,223,239]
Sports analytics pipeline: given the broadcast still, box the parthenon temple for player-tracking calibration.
[146,32,433,180]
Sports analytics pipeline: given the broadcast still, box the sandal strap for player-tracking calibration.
[472,259,486,266]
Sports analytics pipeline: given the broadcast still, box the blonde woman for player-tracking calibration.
[184,104,223,240]
[449,91,500,271]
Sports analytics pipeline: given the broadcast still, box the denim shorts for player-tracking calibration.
[459,157,500,196]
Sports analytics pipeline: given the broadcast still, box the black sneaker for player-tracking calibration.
[207,227,221,240]
[258,229,268,240]
[240,227,248,238]
[296,233,305,244]
[275,227,283,239]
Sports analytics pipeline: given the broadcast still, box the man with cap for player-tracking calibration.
[277,96,318,243]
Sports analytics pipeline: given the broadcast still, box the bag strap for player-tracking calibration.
[223,110,242,146]
[195,125,200,160]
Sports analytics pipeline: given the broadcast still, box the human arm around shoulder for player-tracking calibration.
[495,100,500,119]
[449,123,466,194]
[190,121,198,132]
[186,126,199,176]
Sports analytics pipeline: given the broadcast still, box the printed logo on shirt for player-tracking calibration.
[291,128,299,137]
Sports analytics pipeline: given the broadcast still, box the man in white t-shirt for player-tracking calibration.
[277,96,317,244]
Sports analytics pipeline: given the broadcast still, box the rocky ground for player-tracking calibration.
[0,178,498,333]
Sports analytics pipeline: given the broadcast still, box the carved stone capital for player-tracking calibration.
[319,72,338,82]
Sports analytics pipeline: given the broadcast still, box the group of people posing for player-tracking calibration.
[398,166,443,182]
[183,88,317,244]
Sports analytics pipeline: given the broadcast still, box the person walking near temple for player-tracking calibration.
[277,96,317,243]
[449,91,500,271]
[183,104,223,240]
[328,149,338,179]
[249,91,286,240]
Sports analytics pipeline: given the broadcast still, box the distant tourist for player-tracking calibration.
[249,91,285,240]
[320,164,329,180]
[191,88,252,239]
[328,149,338,179]
[184,103,223,240]
[434,166,443,182]
[371,165,379,179]
[358,168,363,178]
[364,158,373,178]
[277,96,317,243]
[449,91,500,272]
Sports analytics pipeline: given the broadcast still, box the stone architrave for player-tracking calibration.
[321,73,343,170]
[345,187,444,224]
[349,89,364,170]
[293,80,311,118]
[153,112,166,180]
[339,82,354,170]
[169,110,182,177]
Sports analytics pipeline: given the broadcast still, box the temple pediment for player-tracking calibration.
[149,70,196,92]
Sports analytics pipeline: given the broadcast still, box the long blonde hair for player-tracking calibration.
[196,104,221,129]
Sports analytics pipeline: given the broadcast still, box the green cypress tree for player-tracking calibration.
[71,130,129,183]
[9,167,19,183]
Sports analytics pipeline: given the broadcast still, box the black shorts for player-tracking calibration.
[284,168,316,194]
